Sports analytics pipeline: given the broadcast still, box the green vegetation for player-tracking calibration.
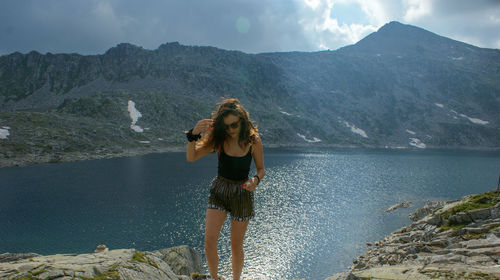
[132,251,159,269]
[420,270,497,280]
[16,275,37,280]
[440,222,469,232]
[441,190,500,220]
[132,251,146,263]
[80,264,121,280]
[439,190,500,230]
[463,223,500,240]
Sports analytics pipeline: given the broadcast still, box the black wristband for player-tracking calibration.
[253,175,261,185]
[186,128,201,142]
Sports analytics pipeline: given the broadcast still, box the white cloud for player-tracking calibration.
[304,0,322,10]
[0,0,499,55]
[403,0,432,22]
[297,0,381,50]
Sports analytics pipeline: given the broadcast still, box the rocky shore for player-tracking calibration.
[0,146,184,168]
[0,245,209,280]
[328,190,500,280]
[2,191,500,280]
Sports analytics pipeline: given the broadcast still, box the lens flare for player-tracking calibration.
[236,17,251,34]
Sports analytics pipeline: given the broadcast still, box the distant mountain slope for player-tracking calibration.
[1,21,499,164]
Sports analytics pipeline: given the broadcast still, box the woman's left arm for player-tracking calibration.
[253,135,265,182]
[243,135,265,191]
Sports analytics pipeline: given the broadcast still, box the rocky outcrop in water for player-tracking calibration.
[0,245,205,280]
[328,190,500,279]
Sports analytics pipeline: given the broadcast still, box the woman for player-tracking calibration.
[186,98,265,280]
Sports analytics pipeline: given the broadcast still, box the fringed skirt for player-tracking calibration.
[208,175,255,221]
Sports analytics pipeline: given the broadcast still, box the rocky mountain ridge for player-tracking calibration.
[1,21,499,167]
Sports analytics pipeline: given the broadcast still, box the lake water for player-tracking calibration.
[1,148,499,279]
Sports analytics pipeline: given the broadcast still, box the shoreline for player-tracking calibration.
[1,144,499,168]
[327,190,500,280]
[2,191,499,279]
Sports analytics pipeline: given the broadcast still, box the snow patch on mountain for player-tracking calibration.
[409,138,426,149]
[435,103,489,125]
[128,100,144,133]
[344,122,368,138]
[406,129,416,135]
[459,114,489,125]
[0,126,10,139]
[297,133,321,143]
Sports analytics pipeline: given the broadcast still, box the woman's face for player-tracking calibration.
[223,114,241,139]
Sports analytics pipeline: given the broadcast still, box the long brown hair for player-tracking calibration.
[199,98,258,152]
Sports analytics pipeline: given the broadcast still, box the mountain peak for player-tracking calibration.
[376,21,435,39]
[104,43,145,57]
[346,21,475,56]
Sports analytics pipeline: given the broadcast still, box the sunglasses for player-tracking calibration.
[224,119,241,130]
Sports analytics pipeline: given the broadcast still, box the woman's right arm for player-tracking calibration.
[186,119,214,162]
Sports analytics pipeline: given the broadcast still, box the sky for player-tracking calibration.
[1,0,499,56]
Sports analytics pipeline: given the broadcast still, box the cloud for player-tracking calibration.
[403,0,432,22]
[0,0,499,55]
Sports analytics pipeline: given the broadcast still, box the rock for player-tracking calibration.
[0,247,203,280]
[421,214,441,226]
[38,269,66,280]
[327,190,500,280]
[385,201,412,212]
[448,212,472,225]
[429,239,449,247]
[409,201,446,222]
[325,271,361,280]
[0,253,40,263]
[468,208,491,221]
[153,245,203,276]
[94,243,109,253]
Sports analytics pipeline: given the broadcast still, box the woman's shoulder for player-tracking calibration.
[252,132,262,142]
[250,133,262,149]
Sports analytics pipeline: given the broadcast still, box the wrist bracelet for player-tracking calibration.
[253,175,261,185]
[186,128,201,142]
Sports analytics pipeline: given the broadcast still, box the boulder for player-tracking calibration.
[0,253,40,263]
[153,245,203,276]
[385,201,412,212]
[448,212,472,225]
[468,208,491,221]
[0,247,203,280]
[409,201,446,222]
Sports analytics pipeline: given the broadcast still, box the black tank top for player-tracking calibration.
[218,146,252,181]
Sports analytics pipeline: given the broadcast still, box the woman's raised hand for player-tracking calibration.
[193,119,214,135]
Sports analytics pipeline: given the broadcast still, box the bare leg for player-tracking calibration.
[230,219,249,280]
[205,209,227,279]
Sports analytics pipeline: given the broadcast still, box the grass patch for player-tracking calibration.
[131,250,160,269]
[439,190,499,231]
[440,221,469,232]
[80,264,121,280]
[132,251,146,263]
[16,275,37,280]
[441,190,499,219]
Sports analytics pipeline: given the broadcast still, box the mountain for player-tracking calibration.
[1,21,499,164]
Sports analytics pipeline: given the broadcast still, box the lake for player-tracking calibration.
[1,148,499,279]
